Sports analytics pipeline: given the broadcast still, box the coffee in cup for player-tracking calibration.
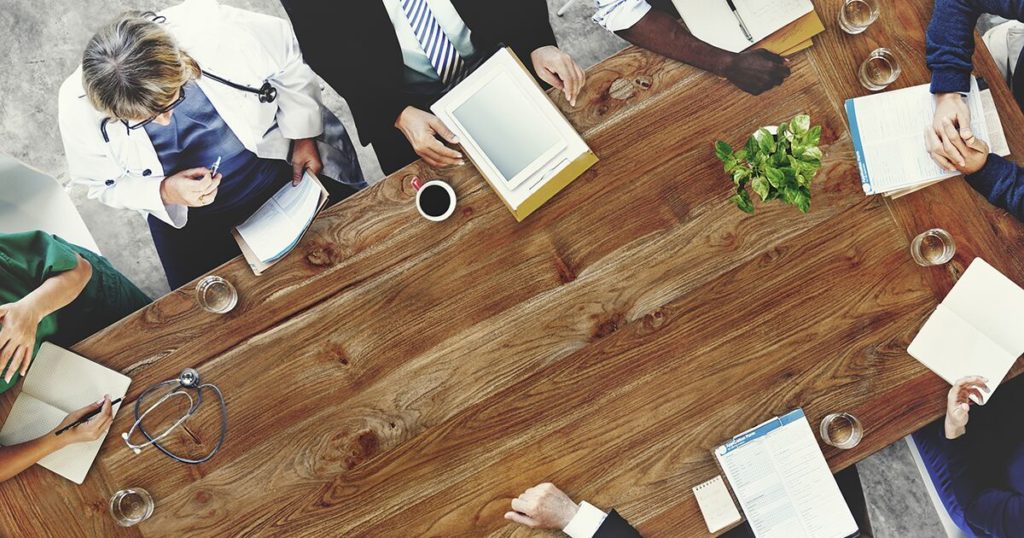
[412,177,457,222]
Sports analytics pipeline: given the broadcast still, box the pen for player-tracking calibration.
[209,156,222,178]
[725,0,755,43]
[54,398,122,436]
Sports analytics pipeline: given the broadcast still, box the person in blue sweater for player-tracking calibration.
[926,0,1024,222]
[913,375,1024,537]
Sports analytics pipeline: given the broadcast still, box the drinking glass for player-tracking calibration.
[109,488,154,527]
[839,0,880,34]
[910,228,956,266]
[820,413,863,449]
[858,48,901,91]
[196,275,238,314]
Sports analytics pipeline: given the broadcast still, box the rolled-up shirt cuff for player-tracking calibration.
[930,69,972,95]
[592,0,652,32]
[563,501,608,538]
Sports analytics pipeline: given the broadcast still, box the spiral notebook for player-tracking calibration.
[0,343,129,484]
[693,475,743,533]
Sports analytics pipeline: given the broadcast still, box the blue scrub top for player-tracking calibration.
[144,81,289,216]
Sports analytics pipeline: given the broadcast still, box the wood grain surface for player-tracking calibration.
[3,1,1024,536]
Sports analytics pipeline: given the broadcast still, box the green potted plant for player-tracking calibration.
[714,114,823,214]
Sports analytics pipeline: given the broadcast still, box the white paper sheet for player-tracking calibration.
[235,172,322,264]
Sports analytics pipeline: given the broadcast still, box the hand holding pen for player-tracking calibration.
[52,395,115,445]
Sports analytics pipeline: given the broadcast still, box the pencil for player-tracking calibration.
[54,398,122,436]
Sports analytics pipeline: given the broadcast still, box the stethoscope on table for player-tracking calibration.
[94,10,279,183]
[121,368,228,464]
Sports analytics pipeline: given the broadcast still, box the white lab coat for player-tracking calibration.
[58,0,331,228]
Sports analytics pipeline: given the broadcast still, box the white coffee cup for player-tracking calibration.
[412,177,457,222]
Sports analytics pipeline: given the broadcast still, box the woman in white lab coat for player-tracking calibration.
[58,0,364,289]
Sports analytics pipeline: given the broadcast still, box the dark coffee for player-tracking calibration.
[418,184,452,218]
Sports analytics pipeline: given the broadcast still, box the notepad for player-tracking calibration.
[908,258,1024,403]
[715,409,858,538]
[845,78,1010,196]
[693,475,742,533]
[0,343,130,484]
[232,172,329,275]
[673,0,814,53]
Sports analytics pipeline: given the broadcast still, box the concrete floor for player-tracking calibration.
[0,1,942,536]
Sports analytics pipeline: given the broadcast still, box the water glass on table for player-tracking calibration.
[110,488,155,527]
[820,412,863,450]
[910,228,956,266]
[839,0,880,34]
[858,48,901,91]
[196,275,238,314]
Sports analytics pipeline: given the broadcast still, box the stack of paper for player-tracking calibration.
[908,258,1024,402]
[0,343,130,484]
[845,78,1010,197]
[714,409,858,538]
[672,0,817,54]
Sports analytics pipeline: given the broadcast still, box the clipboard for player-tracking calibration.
[231,172,329,276]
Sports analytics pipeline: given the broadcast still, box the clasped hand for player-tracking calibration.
[926,93,989,175]
[0,300,43,383]
[159,168,223,207]
[944,376,989,440]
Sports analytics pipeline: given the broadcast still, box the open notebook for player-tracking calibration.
[232,171,329,275]
[908,258,1024,403]
[0,343,129,484]
[673,0,815,53]
[714,409,858,538]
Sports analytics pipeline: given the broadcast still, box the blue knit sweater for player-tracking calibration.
[927,0,1024,222]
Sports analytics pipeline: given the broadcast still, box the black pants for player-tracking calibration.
[149,176,357,290]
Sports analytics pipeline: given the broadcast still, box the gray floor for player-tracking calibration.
[0,1,942,536]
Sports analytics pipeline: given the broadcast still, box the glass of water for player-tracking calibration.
[820,413,864,450]
[858,48,901,91]
[911,228,956,266]
[839,0,880,34]
[196,275,238,314]
[109,488,154,527]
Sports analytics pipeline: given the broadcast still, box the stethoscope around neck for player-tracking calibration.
[121,368,228,465]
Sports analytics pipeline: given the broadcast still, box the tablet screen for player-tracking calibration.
[452,72,561,182]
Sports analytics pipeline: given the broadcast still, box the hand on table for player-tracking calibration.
[395,106,464,168]
[944,376,989,440]
[0,300,43,383]
[531,45,587,106]
[721,49,791,95]
[53,396,114,446]
[159,168,222,207]
[291,138,323,185]
[505,482,580,530]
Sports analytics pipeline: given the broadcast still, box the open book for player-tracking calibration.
[908,258,1024,403]
[0,343,130,484]
[714,409,858,538]
[232,171,329,275]
[673,0,815,53]
[845,78,1011,196]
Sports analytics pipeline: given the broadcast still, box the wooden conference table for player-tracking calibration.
[4,1,1024,536]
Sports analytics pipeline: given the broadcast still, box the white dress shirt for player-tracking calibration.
[592,0,653,32]
[381,0,478,85]
[563,501,609,538]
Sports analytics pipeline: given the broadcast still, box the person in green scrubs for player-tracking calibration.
[0,230,149,481]
[0,230,151,391]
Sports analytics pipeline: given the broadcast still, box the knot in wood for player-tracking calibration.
[608,78,635,101]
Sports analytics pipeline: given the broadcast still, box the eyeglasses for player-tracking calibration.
[124,86,187,130]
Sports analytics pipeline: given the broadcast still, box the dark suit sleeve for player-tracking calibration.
[966,154,1024,222]
[594,510,644,538]
[279,0,408,146]
[457,0,557,74]
[926,0,1024,93]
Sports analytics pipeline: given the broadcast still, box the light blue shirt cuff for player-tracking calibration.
[592,0,653,32]
[563,501,608,538]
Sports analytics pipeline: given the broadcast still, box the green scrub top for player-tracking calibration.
[0,231,150,393]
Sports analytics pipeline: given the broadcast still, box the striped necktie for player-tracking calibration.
[400,0,466,85]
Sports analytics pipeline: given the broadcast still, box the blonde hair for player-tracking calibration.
[82,13,201,121]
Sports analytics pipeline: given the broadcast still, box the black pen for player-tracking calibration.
[725,0,755,43]
[54,398,121,436]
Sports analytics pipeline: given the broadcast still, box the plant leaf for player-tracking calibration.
[732,167,751,186]
[753,128,775,154]
[723,157,739,173]
[804,125,822,146]
[801,146,823,163]
[714,140,734,162]
[794,187,811,213]
[791,114,811,134]
[751,176,771,201]
[731,189,755,214]
[765,166,785,188]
